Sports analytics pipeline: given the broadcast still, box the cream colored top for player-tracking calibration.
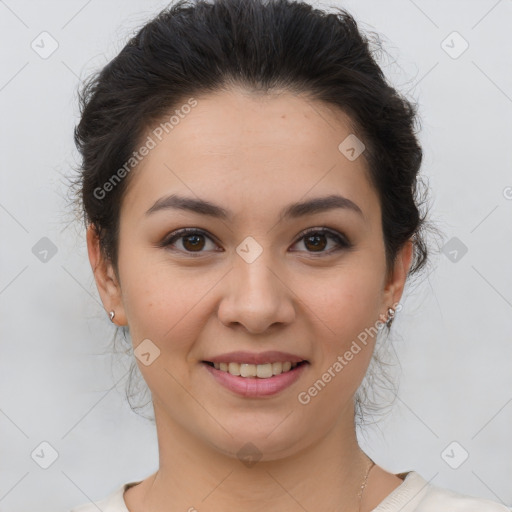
[70,471,511,511]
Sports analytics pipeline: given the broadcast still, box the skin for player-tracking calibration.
[87,87,413,512]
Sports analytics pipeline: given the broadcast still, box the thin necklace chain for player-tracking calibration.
[140,457,377,512]
[357,456,376,512]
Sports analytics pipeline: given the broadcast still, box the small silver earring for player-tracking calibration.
[109,310,115,322]
[386,307,395,326]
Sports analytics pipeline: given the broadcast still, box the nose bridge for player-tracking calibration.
[234,235,281,301]
[217,235,295,331]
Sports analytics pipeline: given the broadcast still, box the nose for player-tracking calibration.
[217,247,296,334]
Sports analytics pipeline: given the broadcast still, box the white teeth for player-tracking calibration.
[211,361,300,378]
[228,362,240,375]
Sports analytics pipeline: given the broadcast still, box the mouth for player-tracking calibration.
[201,360,309,379]
[201,359,310,397]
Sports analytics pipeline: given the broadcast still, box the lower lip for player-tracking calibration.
[202,362,309,397]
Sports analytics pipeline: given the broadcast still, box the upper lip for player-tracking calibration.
[203,351,308,365]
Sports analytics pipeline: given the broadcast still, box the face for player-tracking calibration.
[88,87,412,461]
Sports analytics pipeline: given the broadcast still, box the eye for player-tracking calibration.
[290,227,352,255]
[161,227,351,256]
[162,228,219,255]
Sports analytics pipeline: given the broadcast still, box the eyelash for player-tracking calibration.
[161,227,352,257]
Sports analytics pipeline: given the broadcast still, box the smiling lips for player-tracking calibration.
[203,361,308,397]
[202,350,310,397]
[202,350,309,379]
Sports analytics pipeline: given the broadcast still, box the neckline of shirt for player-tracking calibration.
[110,470,428,512]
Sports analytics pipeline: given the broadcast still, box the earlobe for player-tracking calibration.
[86,224,126,325]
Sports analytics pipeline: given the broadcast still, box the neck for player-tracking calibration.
[137,399,373,512]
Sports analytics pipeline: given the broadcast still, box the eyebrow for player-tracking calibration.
[145,193,364,221]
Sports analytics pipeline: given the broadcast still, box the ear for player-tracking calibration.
[381,239,414,315]
[86,224,127,326]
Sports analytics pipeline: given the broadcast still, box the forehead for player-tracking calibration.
[121,88,379,224]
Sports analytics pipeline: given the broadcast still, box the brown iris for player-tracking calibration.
[303,233,327,252]
[182,233,206,251]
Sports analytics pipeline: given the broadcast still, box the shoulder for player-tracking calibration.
[373,471,511,512]
[69,481,140,512]
[420,481,511,511]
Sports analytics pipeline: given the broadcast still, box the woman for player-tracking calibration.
[69,0,509,510]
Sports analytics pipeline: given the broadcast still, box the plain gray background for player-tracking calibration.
[1,1,511,511]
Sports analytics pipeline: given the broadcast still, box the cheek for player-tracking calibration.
[118,250,214,351]
[294,264,384,339]
[296,275,379,408]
